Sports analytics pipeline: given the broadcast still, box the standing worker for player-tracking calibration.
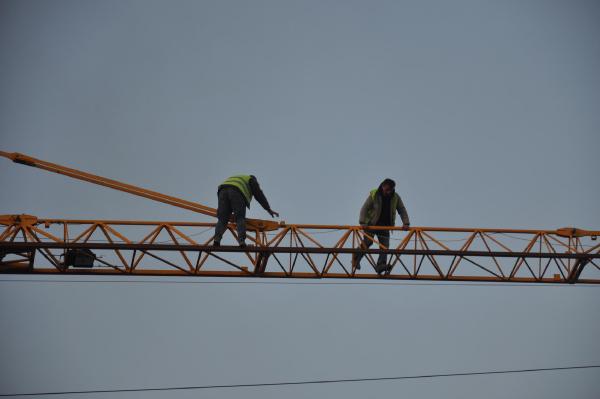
[353,178,410,274]
[213,175,279,248]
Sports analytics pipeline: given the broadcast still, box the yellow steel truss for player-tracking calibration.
[1,152,598,283]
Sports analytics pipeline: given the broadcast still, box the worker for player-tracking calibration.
[353,178,410,274]
[213,175,279,247]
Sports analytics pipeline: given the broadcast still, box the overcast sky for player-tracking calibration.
[1,1,599,398]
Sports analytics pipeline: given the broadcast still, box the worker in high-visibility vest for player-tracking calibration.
[353,178,410,274]
[213,175,279,247]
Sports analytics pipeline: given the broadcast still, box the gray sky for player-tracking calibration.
[1,0,599,398]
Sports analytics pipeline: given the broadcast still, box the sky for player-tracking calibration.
[0,0,599,398]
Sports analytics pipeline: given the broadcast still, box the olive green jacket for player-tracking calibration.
[359,189,410,226]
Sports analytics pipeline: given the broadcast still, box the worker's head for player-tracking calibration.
[380,178,396,197]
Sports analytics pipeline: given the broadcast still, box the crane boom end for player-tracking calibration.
[0,151,36,166]
[556,227,598,238]
[0,150,15,159]
[0,214,38,226]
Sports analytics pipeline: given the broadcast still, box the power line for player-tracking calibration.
[1,365,598,397]
[0,278,598,288]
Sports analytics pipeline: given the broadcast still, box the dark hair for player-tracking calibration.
[381,178,396,188]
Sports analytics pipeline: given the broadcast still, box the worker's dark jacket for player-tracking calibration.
[219,175,272,211]
[359,188,410,226]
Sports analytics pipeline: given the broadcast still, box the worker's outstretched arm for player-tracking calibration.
[396,195,410,228]
[359,195,373,225]
[250,176,279,218]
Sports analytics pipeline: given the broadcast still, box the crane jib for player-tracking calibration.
[1,151,598,283]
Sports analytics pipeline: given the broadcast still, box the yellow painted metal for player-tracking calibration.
[0,214,38,226]
[556,227,597,238]
[4,151,595,237]
[0,151,279,231]
[2,151,599,283]
[1,217,598,283]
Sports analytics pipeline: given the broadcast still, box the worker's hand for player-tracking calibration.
[268,209,279,218]
[402,223,410,231]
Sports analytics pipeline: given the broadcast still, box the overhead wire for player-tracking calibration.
[1,364,598,397]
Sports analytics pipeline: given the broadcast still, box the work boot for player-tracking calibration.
[375,263,388,275]
[352,254,361,270]
[238,239,247,249]
[213,240,221,247]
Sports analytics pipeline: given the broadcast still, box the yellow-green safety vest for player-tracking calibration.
[368,188,400,225]
[222,175,253,203]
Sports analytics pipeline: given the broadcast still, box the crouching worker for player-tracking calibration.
[352,178,410,274]
[213,175,279,248]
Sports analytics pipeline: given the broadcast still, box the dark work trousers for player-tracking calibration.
[214,187,247,243]
[356,229,391,268]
